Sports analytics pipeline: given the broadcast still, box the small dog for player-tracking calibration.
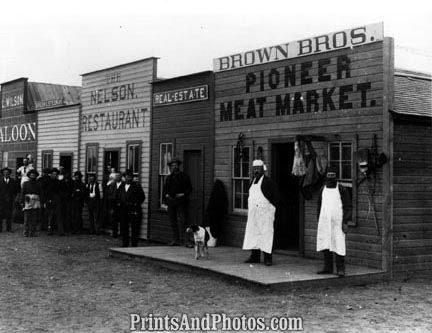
[186,224,210,260]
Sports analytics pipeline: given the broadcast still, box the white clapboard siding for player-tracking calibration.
[36,105,80,171]
[79,58,157,239]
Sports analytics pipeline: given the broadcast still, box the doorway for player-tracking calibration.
[183,150,203,226]
[59,153,73,176]
[271,142,301,251]
[104,149,120,173]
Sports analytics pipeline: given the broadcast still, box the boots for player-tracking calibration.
[244,249,260,263]
[263,252,273,266]
[336,255,345,277]
[317,250,333,274]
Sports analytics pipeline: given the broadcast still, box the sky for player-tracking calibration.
[1,0,431,86]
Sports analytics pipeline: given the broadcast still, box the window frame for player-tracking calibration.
[85,143,99,178]
[41,150,53,170]
[126,140,142,179]
[232,145,251,213]
[328,141,353,188]
[159,142,174,210]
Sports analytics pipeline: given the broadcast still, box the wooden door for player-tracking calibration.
[183,150,203,226]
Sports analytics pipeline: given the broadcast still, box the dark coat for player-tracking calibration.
[162,171,192,205]
[0,177,19,209]
[44,178,62,202]
[86,182,101,201]
[118,182,145,214]
[107,181,124,206]
[21,180,43,204]
[71,180,86,202]
[317,184,353,225]
[249,175,280,208]
[204,179,228,239]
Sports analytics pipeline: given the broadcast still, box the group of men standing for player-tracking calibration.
[0,162,145,248]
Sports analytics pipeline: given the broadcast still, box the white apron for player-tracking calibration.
[242,176,276,254]
[316,185,346,256]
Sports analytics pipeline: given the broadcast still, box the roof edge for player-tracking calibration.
[81,57,159,76]
[151,70,213,85]
[395,68,432,80]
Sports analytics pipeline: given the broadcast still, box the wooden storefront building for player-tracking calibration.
[36,83,81,174]
[212,23,432,275]
[0,77,80,175]
[79,58,158,239]
[149,71,214,243]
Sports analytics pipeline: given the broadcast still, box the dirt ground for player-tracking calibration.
[0,224,431,333]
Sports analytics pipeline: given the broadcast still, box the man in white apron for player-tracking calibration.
[316,167,352,277]
[243,160,279,266]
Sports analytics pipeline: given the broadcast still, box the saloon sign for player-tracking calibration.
[213,23,383,72]
[0,122,36,143]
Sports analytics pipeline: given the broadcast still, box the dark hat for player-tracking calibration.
[1,167,12,174]
[42,168,51,174]
[123,169,134,177]
[74,171,83,178]
[51,168,59,174]
[27,169,39,177]
[167,157,182,166]
[326,166,338,175]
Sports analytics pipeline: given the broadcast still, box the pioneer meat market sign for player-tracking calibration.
[213,23,383,72]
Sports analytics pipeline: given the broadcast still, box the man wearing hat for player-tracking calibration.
[118,170,145,247]
[45,168,65,235]
[316,166,352,277]
[243,160,279,266]
[37,168,51,231]
[162,157,192,246]
[0,167,19,232]
[70,171,86,234]
[21,169,43,237]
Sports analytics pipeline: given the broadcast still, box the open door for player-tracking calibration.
[183,150,203,226]
[59,153,73,176]
[272,143,301,251]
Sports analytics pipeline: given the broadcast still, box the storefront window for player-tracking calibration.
[159,143,173,209]
[86,144,98,177]
[232,146,250,211]
[328,142,352,186]
[127,141,141,177]
[42,150,53,170]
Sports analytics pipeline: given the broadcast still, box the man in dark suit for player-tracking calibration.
[71,171,86,234]
[118,170,145,247]
[162,157,192,246]
[45,168,64,236]
[86,174,101,235]
[0,167,19,232]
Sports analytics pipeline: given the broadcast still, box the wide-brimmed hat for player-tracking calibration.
[51,168,59,174]
[27,169,39,177]
[167,157,182,166]
[123,169,134,177]
[1,167,12,174]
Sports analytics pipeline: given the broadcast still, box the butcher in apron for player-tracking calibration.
[316,167,352,277]
[243,160,279,266]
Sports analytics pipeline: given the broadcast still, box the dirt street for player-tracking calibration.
[0,225,431,332]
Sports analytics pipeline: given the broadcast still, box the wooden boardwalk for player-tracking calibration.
[109,246,387,289]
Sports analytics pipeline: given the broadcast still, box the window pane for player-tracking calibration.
[242,179,250,195]
[242,194,249,209]
[329,143,340,161]
[341,162,352,180]
[234,179,242,194]
[242,162,249,178]
[134,146,139,173]
[233,158,241,178]
[2,152,8,167]
[234,193,242,209]
[342,143,352,161]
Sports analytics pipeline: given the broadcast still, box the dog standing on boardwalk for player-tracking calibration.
[186,224,210,260]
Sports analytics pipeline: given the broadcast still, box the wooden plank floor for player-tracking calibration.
[109,246,387,289]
